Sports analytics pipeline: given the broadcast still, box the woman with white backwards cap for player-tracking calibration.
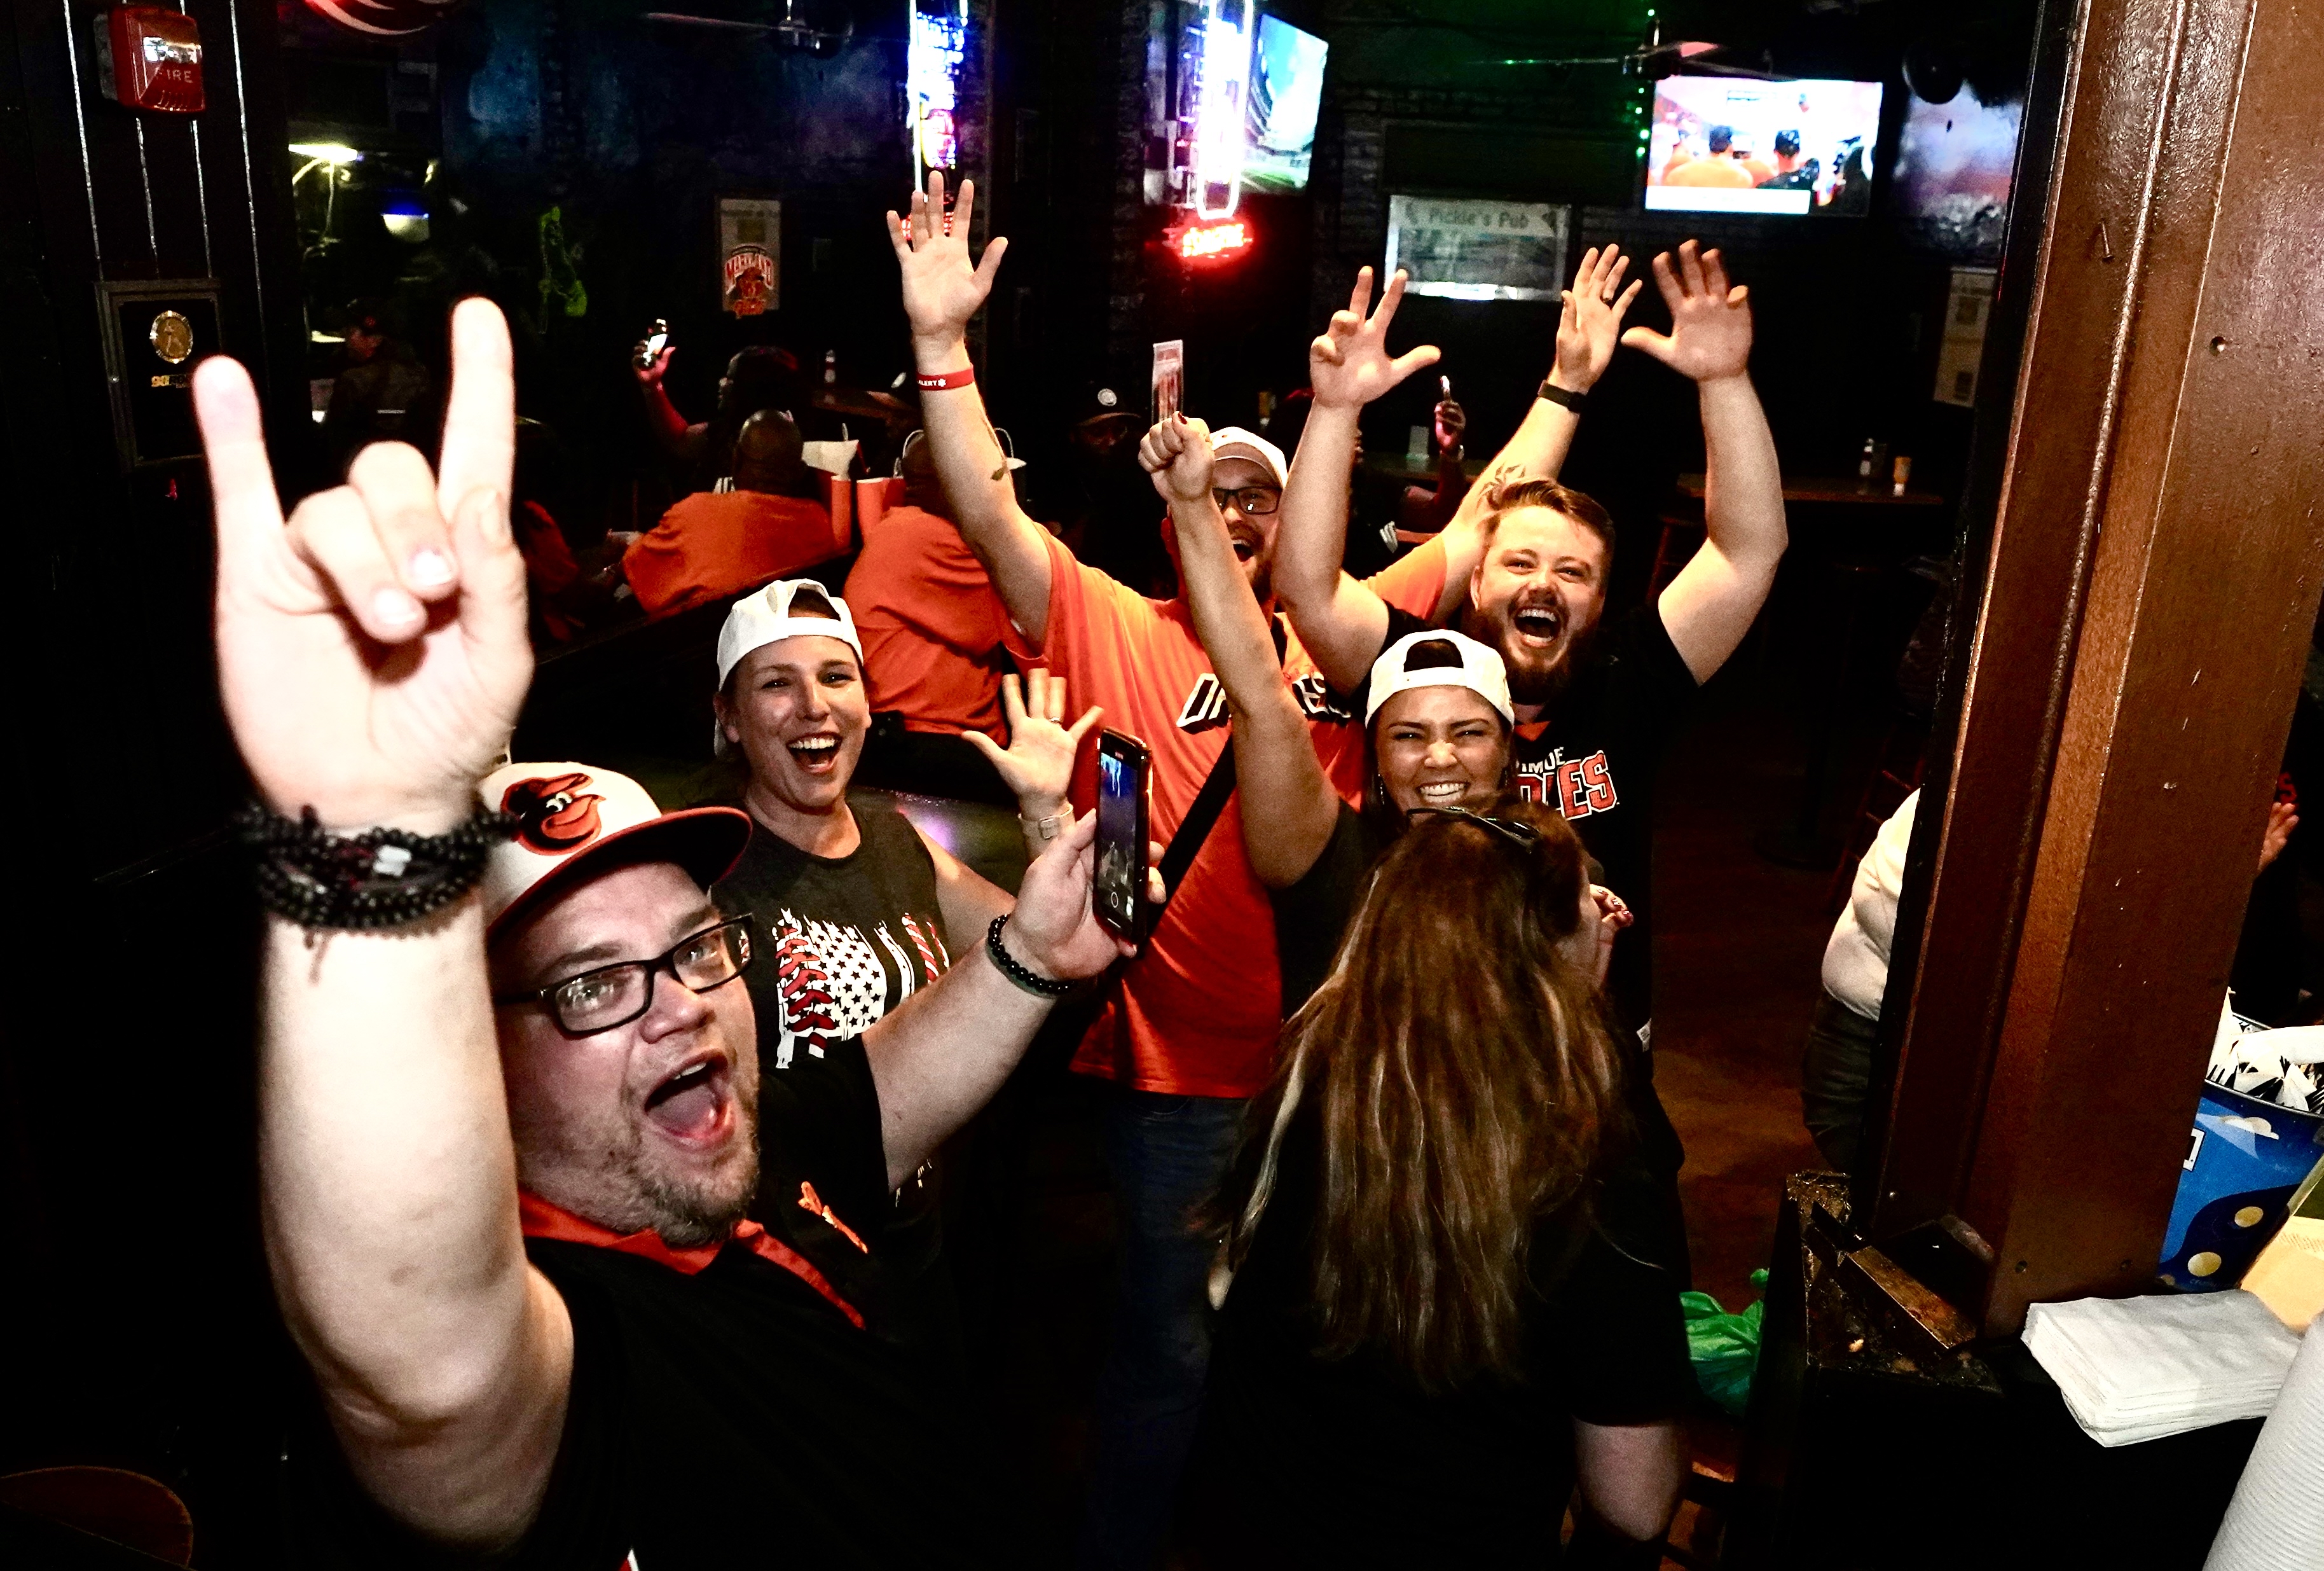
[1139,414,1693,1565]
[706,577,1101,1348]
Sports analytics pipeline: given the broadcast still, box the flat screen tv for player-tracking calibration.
[1242,14,1328,194]
[1644,78,1885,216]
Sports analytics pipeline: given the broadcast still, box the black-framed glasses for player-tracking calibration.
[493,917,755,1037]
[1213,485,1281,516]
[1405,804,1541,849]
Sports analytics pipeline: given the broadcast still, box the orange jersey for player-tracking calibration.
[1664,156,1755,189]
[844,504,1033,742]
[624,490,837,618]
[1038,532,1448,1097]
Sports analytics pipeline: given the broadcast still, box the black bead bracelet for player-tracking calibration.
[237,801,516,932]
[985,915,1077,999]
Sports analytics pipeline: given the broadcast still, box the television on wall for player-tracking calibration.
[1644,77,1885,216]
[1241,13,1328,194]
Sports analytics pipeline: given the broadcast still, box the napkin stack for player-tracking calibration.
[2023,1289,2304,1447]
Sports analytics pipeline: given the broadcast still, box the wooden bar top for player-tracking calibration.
[1677,471,1946,507]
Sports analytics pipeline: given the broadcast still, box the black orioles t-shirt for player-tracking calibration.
[1380,601,1700,1042]
[285,1035,1007,1569]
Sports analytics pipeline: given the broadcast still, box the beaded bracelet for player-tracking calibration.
[237,802,516,932]
[985,915,1076,999]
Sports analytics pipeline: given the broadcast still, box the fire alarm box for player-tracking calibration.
[93,7,206,114]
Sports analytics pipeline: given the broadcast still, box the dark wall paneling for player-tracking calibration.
[4,1,305,1566]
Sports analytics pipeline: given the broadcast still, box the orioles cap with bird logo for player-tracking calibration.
[476,762,751,939]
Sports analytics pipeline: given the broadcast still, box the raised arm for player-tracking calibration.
[1274,268,1442,693]
[1429,245,1644,614]
[1143,415,1340,889]
[888,172,1056,645]
[629,342,701,464]
[198,301,567,1551]
[1621,242,1786,683]
[866,808,1138,1186]
[1398,395,1472,534]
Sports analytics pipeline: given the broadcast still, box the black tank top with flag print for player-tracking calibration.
[713,791,960,1353]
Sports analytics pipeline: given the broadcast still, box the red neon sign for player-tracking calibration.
[1178,220,1251,261]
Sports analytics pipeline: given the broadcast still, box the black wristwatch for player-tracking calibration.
[1537,378,1588,412]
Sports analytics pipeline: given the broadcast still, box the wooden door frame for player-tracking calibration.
[1863,0,2324,1331]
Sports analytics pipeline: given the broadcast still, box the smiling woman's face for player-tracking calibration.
[718,635,868,816]
[1373,686,1509,815]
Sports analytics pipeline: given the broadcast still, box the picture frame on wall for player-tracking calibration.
[1383,197,1570,303]
[718,197,781,317]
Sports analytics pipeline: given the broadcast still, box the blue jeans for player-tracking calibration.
[1076,1088,1248,1570]
[1800,988,1880,1172]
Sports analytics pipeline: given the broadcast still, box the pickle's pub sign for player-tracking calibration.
[719,198,781,317]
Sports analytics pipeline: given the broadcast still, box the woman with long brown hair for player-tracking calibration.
[1186,802,1694,1564]
[1141,416,1692,1563]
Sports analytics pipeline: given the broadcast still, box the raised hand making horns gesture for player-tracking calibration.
[194,298,532,837]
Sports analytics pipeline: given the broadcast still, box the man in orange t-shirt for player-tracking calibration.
[891,174,1468,1566]
[1665,125,1756,188]
[623,410,839,618]
[844,431,1035,805]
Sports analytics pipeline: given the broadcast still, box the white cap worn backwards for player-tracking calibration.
[715,578,864,689]
[1365,628,1516,727]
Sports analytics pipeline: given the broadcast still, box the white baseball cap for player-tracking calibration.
[1209,426,1288,488]
[715,579,864,690]
[1364,628,1515,726]
[478,761,751,939]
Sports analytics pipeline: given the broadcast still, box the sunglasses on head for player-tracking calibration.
[1403,803,1540,848]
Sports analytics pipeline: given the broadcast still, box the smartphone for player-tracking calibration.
[1096,730,1153,943]
[635,319,670,370]
[1440,373,1452,399]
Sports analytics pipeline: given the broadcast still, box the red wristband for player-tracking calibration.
[916,365,976,391]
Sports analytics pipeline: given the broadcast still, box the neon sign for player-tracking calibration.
[909,1,967,179]
[1177,219,1250,260]
[1188,0,1251,218]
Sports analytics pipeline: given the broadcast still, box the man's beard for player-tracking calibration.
[514,1074,761,1249]
[1462,598,1595,709]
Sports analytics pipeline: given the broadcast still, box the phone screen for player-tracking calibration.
[637,321,669,369]
[1096,734,1149,939]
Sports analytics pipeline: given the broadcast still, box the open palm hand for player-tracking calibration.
[888,170,1007,346]
[1553,244,1644,392]
[1309,266,1441,411]
[1621,240,1753,384]
[966,670,1102,817]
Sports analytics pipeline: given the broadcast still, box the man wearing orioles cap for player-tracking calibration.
[196,300,1142,1564]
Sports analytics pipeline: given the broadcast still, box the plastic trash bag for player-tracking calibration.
[1683,1268,1767,1417]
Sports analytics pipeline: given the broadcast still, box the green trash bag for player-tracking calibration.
[1682,1268,1767,1418]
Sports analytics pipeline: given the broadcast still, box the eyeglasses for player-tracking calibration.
[493,917,755,1037]
[1213,485,1281,516]
[1405,804,1541,848]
